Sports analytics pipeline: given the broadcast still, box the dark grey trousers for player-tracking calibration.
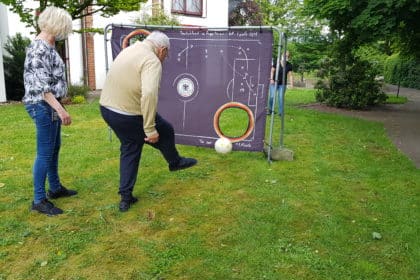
[100,106,181,198]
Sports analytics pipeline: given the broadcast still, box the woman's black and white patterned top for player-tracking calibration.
[22,39,67,104]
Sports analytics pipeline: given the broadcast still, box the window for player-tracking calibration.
[172,0,203,16]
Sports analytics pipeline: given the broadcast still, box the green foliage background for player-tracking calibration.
[2,33,31,101]
[383,55,420,90]
[315,56,387,109]
[134,4,180,26]
[0,0,147,32]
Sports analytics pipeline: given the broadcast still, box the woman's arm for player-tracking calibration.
[270,67,276,84]
[288,71,294,88]
[44,92,72,125]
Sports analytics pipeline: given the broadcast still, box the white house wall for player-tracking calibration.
[5,1,37,38]
[0,3,8,102]
[93,0,228,88]
[2,1,228,91]
[93,11,140,89]
[161,0,228,27]
[0,3,9,48]
[0,1,129,89]
[68,19,84,86]
[0,37,6,102]
[1,1,84,88]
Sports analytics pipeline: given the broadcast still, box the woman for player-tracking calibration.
[267,51,293,116]
[23,6,77,216]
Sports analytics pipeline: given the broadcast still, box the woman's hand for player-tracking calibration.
[43,92,72,125]
[58,109,72,126]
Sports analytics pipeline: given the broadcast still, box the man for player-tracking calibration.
[267,51,293,116]
[100,31,197,212]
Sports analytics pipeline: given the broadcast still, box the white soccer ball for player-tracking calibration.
[214,137,232,154]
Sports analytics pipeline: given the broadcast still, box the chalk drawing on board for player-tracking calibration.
[172,73,199,129]
[168,37,266,143]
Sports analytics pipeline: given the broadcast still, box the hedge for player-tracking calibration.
[384,54,420,89]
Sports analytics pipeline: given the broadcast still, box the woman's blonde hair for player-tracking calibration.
[37,6,73,38]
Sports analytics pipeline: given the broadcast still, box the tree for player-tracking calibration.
[257,0,330,82]
[0,0,147,33]
[134,3,180,26]
[3,33,31,101]
[229,0,263,26]
[304,0,420,59]
[259,0,302,34]
[314,55,386,109]
[287,18,331,82]
[301,0,419,108]
[288,35,329,82]
[0,0,147,94]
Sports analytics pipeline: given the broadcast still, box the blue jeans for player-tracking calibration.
[268,84,286,115]
[100,106,181,199]
[25,102,62,203]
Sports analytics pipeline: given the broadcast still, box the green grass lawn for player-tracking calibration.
[385,94,408,104]
[0,89,419,279]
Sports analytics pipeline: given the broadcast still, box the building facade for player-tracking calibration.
[0,0,230,99]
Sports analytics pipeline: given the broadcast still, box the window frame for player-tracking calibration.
[171,0,203,17]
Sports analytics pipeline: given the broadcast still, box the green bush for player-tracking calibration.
[3,33,31,101]
[66,83,90,104]
[71,95,86,104]
[67,83,90,98]
[315,56,386,109]
[134,5,180,26]
[355,44,388,75]
[383,54,420,89]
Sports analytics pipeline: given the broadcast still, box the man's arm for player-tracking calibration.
[140,58,162,143]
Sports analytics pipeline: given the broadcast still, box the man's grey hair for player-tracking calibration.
[146,31,170,49]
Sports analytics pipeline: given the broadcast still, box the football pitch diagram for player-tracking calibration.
[108,26,273,151]
[159,30,272,151]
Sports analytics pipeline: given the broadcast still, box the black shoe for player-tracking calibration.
[169,157,198,172]
[119,196,139,212]
[31,199,63,216]
[47,185,77,199]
